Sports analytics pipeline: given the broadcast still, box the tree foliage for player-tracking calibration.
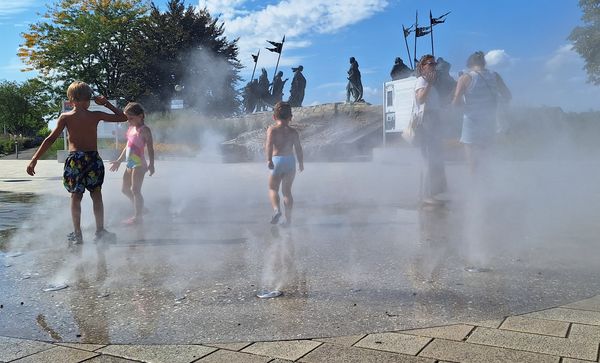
[19,0,148,99]
[569,0,600,85]
[130,0,242,115]
[19,0,242,116]
[0,79,54,136]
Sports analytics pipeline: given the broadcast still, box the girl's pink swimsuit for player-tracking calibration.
[125,125,147,169]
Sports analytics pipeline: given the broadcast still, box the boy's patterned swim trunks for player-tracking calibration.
[63,151,105,193]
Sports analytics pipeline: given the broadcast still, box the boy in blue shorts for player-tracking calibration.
[27,81,128,244]
[265,102,304,225]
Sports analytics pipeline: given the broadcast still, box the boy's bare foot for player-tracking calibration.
[270,211,282,224]
[122,217,142,226]
[67,231,83,245]
[94,229,117,244]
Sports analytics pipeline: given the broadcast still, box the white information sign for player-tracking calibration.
[383,77,417,133]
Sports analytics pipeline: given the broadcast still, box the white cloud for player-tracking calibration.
[198,0,388,70]
[485,49,513,68]
[545,44,579,74]
[0,0,37,17]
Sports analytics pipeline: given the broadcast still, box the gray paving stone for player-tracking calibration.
[561,295,600,312]
[56,342,106,351]
[466,326,599,360]
[268,360,294,363]
[462,318,505,328]
[196,349,271,362]
[419,338,559,363]
[299,343,435,363]
[76,355,140,363]
[500,316,569,337]
[354,333,431,355]
[523,307,600,325]
[313,334,365,346]
[97,344,216,363]
[204,342,252,351]
[401,324,474,341]
[562,359,597,363]
[0,336,54,362]
[568,323,600,341]
[11,346,98,363]
[242,340,321,361]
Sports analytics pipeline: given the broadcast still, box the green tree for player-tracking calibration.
[131,0,242,115]
[19,0,148,98]
[569,0,600,85]
[0,79,54,136]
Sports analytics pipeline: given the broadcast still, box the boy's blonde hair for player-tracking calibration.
[67,81,93,102]
[273,101,292,121]
[124,102,145,118]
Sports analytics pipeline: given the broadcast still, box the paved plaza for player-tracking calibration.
[1,158,600,362]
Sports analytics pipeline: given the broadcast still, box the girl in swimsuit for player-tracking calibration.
[109,102,155,225]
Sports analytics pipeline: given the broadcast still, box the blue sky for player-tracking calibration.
[1,0,598,112]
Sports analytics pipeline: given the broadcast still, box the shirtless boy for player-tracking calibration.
[27,81,128,244]
[265,102,304,225]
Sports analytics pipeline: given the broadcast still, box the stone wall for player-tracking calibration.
[221,102,383,162]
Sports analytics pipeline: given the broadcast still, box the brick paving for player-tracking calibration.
[2,295,600,362]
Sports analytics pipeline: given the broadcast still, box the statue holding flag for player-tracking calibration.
[346,57,364,103]
[257,68,270,111]
[271,71,288,104]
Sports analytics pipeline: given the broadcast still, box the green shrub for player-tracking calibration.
[39,138,64,160]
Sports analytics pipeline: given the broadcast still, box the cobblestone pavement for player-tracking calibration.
[2,159,600,362]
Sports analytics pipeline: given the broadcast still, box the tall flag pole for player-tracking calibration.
[402,24,414,69]
[266,35,285,84]
[413,10,418,67]
[250,49,260,82]
[429,10,435,57]
[429,11,450,58]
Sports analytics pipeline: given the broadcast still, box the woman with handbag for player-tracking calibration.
[415,54,447,205]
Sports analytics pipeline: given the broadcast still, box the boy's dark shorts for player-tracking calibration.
[63,151,105,194]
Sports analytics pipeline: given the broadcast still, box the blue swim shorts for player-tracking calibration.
[63,151,105,194]
[271,155,296,176]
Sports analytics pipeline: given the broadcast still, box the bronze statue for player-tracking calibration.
[242,81,253,113]
[346,57,364,103]
[271,71,288,104]
[257,68,270,111]
[242,79,260,113]
[435,57,456,105]
[288,65,306,107]
[390,57,412,80]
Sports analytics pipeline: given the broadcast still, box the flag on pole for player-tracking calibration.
[402,24,414,38]
[252,51,259,63]
[430,11,450,25]
[416,26,431,37]
[266,36,285,54]
[266,41,282,53]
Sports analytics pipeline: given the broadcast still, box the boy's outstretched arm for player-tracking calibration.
[27,117,66,176]
[109,146,127,172]
[93,96,127,122]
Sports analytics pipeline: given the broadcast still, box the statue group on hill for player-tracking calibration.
[240,54,462,111]
[243,66,305,113]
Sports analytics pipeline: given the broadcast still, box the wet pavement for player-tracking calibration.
[1,158,600,352]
